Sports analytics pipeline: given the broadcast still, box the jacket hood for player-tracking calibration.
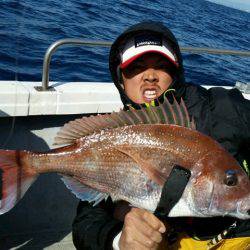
[109,21,186,106]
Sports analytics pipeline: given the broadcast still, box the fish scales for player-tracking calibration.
[23,142,151,194]
[22,125,243,186]
[24,125,197,174]
[21,125,238,207]
[17,126,189,209]
[0,98,249,219]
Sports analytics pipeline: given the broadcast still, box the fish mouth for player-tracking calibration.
[235,200,250,219]
[212,200,250,220]
[206,199,250,220]
[226,210,250,220]
[141,87,160,103]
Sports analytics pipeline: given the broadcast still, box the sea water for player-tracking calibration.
[0,0,249,85]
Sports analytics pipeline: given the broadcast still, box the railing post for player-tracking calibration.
[40,39,250,91]
[40,39,112,91]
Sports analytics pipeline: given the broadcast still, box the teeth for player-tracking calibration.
[145,90,155,95]
[144,90,156,99]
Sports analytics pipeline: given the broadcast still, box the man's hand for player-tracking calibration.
[118,207,166,250]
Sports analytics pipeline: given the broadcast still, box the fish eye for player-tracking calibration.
[224,170,238,186]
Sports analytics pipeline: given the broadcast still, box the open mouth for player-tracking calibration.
[142,88,158,102]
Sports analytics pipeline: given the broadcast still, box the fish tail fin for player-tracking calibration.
[0,149,38,214]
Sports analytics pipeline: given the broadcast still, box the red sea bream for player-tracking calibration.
[0,98,249,219]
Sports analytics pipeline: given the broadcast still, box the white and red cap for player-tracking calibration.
[120,34,179,69]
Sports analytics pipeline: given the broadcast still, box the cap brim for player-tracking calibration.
[120,50,178,69]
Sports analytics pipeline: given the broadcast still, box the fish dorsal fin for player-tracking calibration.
[61,175,108,206]
[54,97,194,145]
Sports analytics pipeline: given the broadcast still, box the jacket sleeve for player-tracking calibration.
[72,199,123,250]
[208,87,250,176]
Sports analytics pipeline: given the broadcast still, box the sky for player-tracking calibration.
[207,0,250,12]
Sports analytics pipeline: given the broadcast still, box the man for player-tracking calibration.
[72,21,250,249]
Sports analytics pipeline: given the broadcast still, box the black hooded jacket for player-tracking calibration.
[72,22,250,249]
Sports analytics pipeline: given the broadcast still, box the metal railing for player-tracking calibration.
[41,38,250,91]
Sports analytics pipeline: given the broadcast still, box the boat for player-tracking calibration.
[0,39,249,249]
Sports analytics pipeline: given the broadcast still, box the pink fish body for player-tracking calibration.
[0,98,249,219]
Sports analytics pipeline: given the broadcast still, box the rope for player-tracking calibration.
[207,221,238,249]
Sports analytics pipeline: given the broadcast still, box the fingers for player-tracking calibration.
[128,211,164,243]
[119,208,167,250]
[135,220,163,244]
[122,225,158,249]
[141,209,166,233]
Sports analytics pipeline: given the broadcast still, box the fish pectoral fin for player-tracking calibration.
[116,146,167,186]
[61,175,108,206]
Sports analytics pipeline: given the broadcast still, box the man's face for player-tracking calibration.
[121,53,174,104]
